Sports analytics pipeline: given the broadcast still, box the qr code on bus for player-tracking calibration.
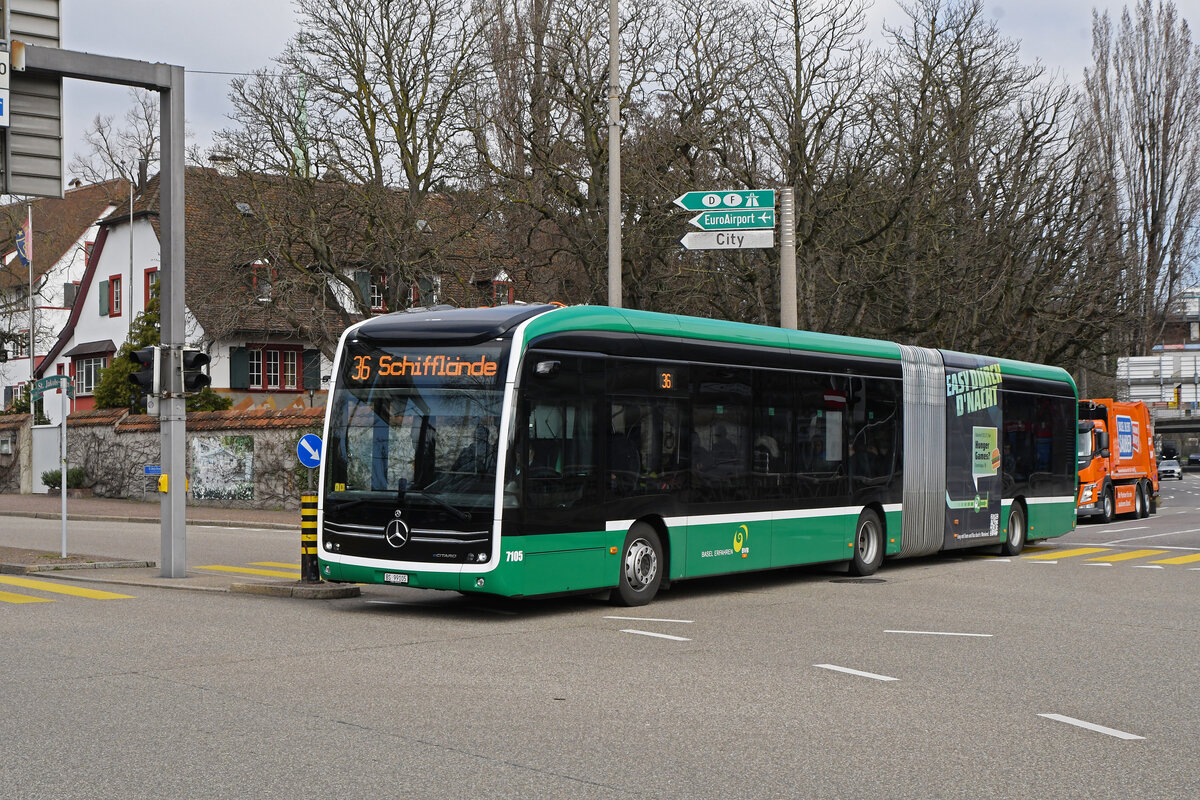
[990,514,1000,537]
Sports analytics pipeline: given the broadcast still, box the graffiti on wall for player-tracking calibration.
[191,435,254,501]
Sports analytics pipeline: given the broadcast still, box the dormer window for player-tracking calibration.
[250,260,275,303]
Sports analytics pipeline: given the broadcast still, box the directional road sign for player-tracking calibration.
[297,433,323,468]
[680,230,774,250]
[689,209,775,231]
[673,189,776,212]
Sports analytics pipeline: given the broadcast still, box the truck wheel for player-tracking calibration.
[1137,482,1150,519]
[1101,485,1115,524]
[1000,503,1026,556]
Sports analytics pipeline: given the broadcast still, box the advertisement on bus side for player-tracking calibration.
[944,356,1003,547]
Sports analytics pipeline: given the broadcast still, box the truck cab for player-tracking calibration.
[1077,399,1158,522]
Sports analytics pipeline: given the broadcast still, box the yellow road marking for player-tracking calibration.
[0,589,54,604]
[1150,552,1200,565]
[249,562,301,570]
[0,575,134,599]
[1086,549,1168,562]
[197,565,301,578]
[1024,547,1110,560]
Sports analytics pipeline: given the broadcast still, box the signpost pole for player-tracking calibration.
[59,379,67,557]
[779,187,797,329]
[607,0,621,308]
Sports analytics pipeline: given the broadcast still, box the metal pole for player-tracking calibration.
[301,491,319,582]
[59,385,67,557]
[26,203,34,394]
[606,0,621,308]
[129,168,134,318]
[159,65,187,578]
[779,187,797,329]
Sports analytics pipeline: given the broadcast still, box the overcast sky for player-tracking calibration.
[58,0,1147,175]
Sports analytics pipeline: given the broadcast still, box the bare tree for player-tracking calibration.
[1081,0,1200,356]
[67,88,159,192]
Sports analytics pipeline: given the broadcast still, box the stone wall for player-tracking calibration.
[64,407,324,510]
[0,414,32,495]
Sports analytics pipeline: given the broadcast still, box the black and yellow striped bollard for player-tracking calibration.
[301,492,319,583]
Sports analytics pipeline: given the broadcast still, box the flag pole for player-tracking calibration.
[26,202,33,396]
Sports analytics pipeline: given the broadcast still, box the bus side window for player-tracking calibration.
[524,398,598,510]
[693,365,752,502]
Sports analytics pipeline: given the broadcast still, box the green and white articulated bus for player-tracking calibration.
[317,304,1077,605]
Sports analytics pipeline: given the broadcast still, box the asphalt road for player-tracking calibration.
[1,485,1198,799]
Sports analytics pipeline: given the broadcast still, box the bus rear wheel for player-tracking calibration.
[848,509,884,576]
[1000,503,1026,556]
[614,524,663,606]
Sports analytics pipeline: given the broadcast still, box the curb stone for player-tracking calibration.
[229,581,360,599]
[0,560,156,575]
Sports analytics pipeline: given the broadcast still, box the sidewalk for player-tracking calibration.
[0,492,299,530]
[0,493,358,598]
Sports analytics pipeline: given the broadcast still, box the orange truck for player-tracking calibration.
[1077,399,1158,521]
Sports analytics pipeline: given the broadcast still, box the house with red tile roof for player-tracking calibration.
[30,167,532,420]
[0,179,130,416]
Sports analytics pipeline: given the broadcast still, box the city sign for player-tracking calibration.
[673,189,776,212]
[680,230,774,251]
[689,208,775,231]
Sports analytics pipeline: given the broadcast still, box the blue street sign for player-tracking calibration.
[144,465,162,476]
[297,433,323,468]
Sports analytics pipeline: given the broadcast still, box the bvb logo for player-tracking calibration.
[733,524,749,554]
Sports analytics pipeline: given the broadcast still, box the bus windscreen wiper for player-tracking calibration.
[400,487,471,520]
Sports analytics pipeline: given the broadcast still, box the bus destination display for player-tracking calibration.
[347,351,500,384]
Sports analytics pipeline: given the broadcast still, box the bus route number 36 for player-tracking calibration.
[506,550,524,562]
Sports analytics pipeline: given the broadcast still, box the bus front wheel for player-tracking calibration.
[848,509,884,576]
[614,524,663,606]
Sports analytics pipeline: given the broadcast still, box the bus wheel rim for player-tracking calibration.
[625,538,658,590]
[857,520,878,564]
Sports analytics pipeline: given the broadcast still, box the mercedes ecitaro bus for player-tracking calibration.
[317,304,1077,605]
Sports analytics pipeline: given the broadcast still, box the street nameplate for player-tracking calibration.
[31,375,73,401]
[673,189,776,212]
[689,209,775,230]
[680,230,775,250]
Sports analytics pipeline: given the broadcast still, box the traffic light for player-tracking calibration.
[181,348,211,393]
[129,346,161,395]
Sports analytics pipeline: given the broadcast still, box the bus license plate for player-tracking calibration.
[383,573,408,585]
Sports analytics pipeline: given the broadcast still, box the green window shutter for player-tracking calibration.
[302,349,320,390]
[229,347,250,389]
[98,280,109,316]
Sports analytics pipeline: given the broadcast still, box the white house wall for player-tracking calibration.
[37,217,162,425]
[1,202,119,414]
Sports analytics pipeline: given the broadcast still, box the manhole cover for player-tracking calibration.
[829,578,886,584]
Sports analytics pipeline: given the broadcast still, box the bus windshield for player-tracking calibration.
[324,342,508,515]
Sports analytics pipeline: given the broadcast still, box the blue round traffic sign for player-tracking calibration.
[297,433,323,468]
